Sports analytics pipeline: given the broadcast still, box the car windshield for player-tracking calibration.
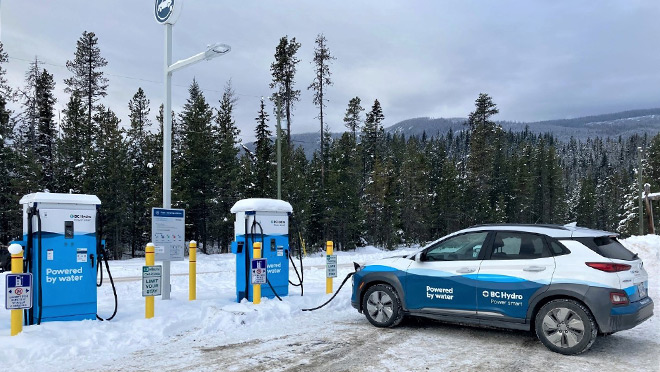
[425,232,488,261]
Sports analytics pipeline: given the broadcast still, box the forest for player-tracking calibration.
[0,31,659,258]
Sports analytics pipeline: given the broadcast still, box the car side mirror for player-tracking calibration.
[415,252,423,262]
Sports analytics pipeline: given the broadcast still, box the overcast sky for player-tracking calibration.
[2,0,660,142]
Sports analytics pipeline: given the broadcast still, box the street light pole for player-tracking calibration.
[162,23,173,299]
[156,0,230,300]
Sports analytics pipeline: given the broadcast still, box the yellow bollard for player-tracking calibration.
[189,240,197,301]
[326,241,333,294]
[145,243,155,319]
[253,242,262,305]
[9,244,24,336]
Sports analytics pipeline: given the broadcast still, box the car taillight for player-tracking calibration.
[585,262,631,272]
[610,292,629,305]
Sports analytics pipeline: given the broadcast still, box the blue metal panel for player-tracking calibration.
[233,233,289,302]
[25,231,97,324]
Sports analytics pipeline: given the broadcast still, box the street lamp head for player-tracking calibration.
[205,43,231,60]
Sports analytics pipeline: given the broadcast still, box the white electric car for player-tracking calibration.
[351,224,653,355]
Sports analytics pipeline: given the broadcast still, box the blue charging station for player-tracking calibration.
[13,193,103,324]
[230,199,293,302]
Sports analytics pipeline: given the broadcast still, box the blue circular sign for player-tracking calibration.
[155,0,175,24]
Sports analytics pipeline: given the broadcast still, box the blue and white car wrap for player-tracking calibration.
[351,225,653,334]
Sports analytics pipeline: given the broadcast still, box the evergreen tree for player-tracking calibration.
[64,31,108,154]
[253,98,274,198]
[325,133,362,249]
[466,93,499,224]
[575,175,597,228]
[55,91,87,192]
[343,96,364,140]
[214,81,241,253]
[398,136,431,244]
[361,99,385,174]
[126,87,154,257]
[0,42,18,244]
[175,80,215,253]
[18,57,42,153]
[270,36,301,146]
[88,106,128,259]
[308,34,335,187]
[34,70,57,190]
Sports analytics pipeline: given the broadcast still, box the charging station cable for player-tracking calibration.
[96,249,118,321]
[288,214,304,295]
[96,213,118,321]
[301,272,355,312]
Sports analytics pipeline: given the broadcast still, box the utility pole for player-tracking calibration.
[276,95,282,200]
[638,147,644,236]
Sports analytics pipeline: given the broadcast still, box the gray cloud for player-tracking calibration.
[2,1,660,142]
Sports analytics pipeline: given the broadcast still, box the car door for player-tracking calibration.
[476,231,555,320]
[405,231,491,316]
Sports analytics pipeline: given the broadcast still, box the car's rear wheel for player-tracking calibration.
[362,284,404,328]
[535,299,597,355]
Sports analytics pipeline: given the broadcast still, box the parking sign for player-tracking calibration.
[5,273,33,310]
[251,258,267,284]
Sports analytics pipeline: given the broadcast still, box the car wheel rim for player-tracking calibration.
[542,307,585,348]
[366,290,394,323]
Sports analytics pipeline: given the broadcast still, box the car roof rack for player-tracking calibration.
[469,223,570,230]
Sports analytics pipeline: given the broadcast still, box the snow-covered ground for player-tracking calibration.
[0,238,658,372]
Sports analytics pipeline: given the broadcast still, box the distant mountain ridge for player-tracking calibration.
[387,108,660,140]
[249,108,660,158]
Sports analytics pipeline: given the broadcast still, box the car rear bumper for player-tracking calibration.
[607,297,654,333]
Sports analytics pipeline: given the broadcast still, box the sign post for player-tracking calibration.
[6,244,30,336]
[152,208,185,300]
[251,242,266,304]
[326,241,336,294]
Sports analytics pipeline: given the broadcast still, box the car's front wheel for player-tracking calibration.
[535,299,598,355]
[362,284,404,328]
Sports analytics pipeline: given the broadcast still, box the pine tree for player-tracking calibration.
[88,106,128,259]
[466,93,499,224]
[64,31,108,154]
[398,136,431,244]
[270,36,301,146]
[18,57,42,153]
[576,175,597,228]
[308,34,335,187]
[343,97,364,140]
[361,99,385,174]
[214,81,241,253]
[55,91,87,192]
[126,87,154,257]
[0,42,18,244]
[175,80,215,253]
[325,133,362,249]
[35,69,57,190]
[253,98,274,198]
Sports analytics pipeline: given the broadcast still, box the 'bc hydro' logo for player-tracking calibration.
[155,0,174,24]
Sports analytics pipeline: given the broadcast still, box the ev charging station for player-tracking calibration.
[12,192,116,324]
[230,198,293,302]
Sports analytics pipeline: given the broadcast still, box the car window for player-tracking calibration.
[549,239,570,256]
[572,236,636,261]
[425,232,488,261]
[489,232,550,260]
